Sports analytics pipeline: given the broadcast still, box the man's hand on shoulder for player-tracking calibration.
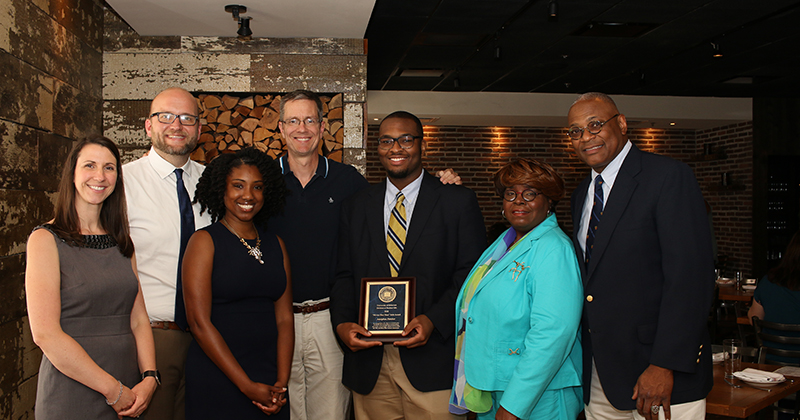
[394,314,434,348]
[335,322,382,352]
[436,169,462,185]
[632,364,674,420]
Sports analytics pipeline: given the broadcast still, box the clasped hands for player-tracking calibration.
[249,381,288,415]
[336,314,434,352]
[111,377,157,419]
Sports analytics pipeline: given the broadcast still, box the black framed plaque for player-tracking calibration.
[359,277,416,342]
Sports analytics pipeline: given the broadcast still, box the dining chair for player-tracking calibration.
[752,316,800,419]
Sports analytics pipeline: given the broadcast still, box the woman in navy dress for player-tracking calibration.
[183,147,293,418]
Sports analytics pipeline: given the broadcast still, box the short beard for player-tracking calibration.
[153,135,198,157]
[385,167,410,180]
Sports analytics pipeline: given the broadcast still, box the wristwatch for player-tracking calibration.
[142,370,161,385]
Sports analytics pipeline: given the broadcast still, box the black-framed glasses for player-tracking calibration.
[150,112,199,126]
[567,113,619,140]
[281,117,321,127]
[378,135,421,150]
[503,189,540,202]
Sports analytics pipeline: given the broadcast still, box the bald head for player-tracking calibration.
[567,92,628,173]
[150,87,199,116]
[145,87,201,166]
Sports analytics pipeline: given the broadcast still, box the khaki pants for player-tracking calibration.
[585,359,705,420]
[353,345,464,420]
[140,328,191,420]
[289,305,351,420]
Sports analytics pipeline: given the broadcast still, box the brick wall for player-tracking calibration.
[366,123,754,273]
[0,0,105,418]
[696,122,755,276]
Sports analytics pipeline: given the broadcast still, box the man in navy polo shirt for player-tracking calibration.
[269,90,459,420]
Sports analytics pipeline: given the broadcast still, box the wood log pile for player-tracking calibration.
[190,92,344,164]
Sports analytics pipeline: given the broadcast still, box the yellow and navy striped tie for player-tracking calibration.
[387,192,406,277]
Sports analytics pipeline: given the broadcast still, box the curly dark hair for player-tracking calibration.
[193,147,287,228]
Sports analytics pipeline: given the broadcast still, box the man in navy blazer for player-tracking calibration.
[568,93,715,420]
[331,111,486,419]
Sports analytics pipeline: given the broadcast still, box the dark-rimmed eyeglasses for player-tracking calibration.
[378,135,422,150]
[567,113,619,140]
[503,189,540,202]
[281,117,321,127]
[150,112,199,126]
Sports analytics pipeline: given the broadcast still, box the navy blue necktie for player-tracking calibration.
[175,168,195,331]
[585,175,604,265]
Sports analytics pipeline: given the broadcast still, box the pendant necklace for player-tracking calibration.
[221,219,264,264]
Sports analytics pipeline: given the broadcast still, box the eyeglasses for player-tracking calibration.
[150,112,199,126]
[281,117,321,127]
[567,114,619,140]
[503,189,540,202]
[378,135,422,150]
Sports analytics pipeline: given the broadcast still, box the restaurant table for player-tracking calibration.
[706,362,800,418]
[716,285,755,342]
[718,284,755,302]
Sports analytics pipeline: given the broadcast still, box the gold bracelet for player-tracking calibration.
[105,380,123,406]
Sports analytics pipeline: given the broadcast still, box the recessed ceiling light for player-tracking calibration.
[669,122,676,126]
[722,77,754,85]
[398,69,444,78]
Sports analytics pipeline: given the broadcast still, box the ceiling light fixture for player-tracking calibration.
[711,42,723,58]
[238,17,253,38]
[225,5,253,40]
[548,0,558,21]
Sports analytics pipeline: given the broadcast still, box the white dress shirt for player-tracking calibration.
[383,171,424,234]
[578,140,633,259]
[123,148,212,322]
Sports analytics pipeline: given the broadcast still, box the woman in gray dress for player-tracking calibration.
[25,136,157,419]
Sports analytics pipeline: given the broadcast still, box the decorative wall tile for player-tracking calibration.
[103,53,251,99]
[250,54,366,102]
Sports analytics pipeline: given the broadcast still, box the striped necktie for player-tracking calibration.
[387,192,407,277]
[585,175,604,264]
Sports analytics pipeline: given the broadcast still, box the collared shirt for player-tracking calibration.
[123,147,212,322]
[578,140,633,257]
[383,171,424,234]
[269,154,369,303]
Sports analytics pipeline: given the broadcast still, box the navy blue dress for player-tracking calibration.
[186,222,289,419]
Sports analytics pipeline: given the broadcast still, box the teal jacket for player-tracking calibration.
[456,214,583,418]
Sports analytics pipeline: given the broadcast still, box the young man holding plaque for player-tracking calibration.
[331,111,486,419]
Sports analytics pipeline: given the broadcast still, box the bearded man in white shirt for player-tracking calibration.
[124,87,212,420]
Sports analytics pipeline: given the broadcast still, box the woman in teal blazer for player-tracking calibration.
[450,159,583,420]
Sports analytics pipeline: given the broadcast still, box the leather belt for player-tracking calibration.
[293,301,330,314]
[150,321,182,330]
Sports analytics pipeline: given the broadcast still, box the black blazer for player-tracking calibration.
[331,171,486,394]
[570,144,715,409]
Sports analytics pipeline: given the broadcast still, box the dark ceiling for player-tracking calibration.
[365,0,800,97]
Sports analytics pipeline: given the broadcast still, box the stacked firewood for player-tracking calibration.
[190,93,344,164]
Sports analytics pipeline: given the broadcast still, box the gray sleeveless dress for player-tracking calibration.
[33,225,140,419]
